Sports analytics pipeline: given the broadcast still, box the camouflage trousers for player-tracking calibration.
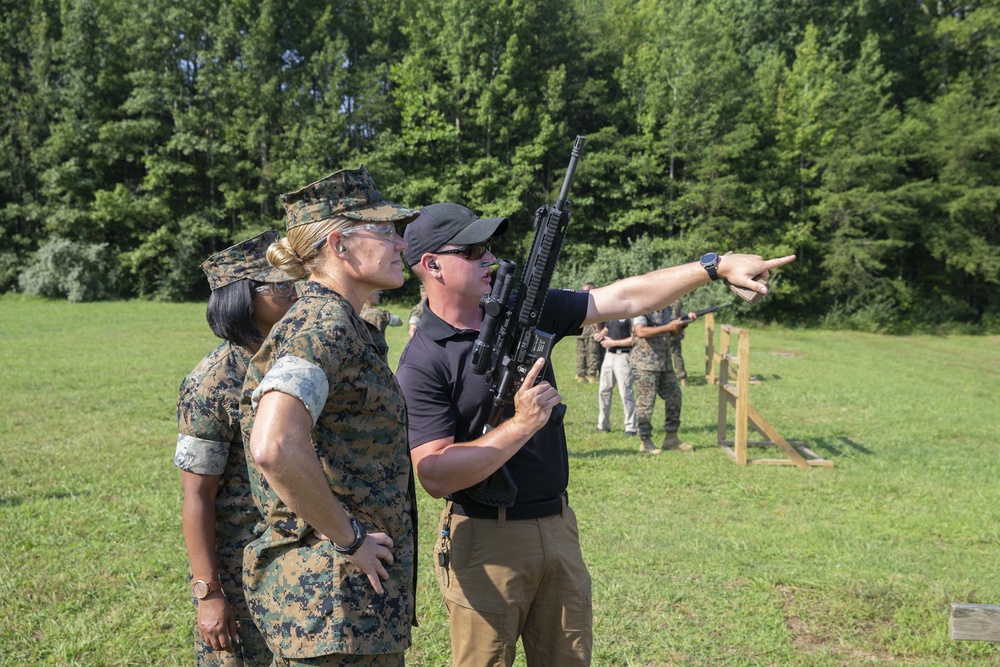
[195,615,272,667]
[271,651,404,666]
[633,369,682,439]
[575,327,602,377]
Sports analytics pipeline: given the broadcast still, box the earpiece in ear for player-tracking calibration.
[336,244,346,252]
[428,261,439,270]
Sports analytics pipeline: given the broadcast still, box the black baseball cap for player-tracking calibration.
[402,203,509,267]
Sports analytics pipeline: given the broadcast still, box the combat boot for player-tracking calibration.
[662,432,693,452]
[639,437,661,455]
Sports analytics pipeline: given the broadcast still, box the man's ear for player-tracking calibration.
[422,255,440,272]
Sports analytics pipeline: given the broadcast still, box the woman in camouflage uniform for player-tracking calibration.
[241,167,418,666]
[175,230,298,666]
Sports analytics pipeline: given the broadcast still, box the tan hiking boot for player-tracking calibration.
[576,374,586,383]
[639,438,662,455]
[662,432,693,452]
[586,374,599,384]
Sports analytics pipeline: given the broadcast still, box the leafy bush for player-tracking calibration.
[555,234,741,312]
[18,238,119,302]
[0,251,19,293]
[120,213,243,300]
[556,233,686,288]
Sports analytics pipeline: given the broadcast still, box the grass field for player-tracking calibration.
[1,296,999,666]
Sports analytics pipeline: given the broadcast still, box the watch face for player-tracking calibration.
[192,581,208,598]
[702,252,719,266]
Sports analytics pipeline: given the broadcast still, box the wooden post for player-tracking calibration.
[716,324,731,449]
[704,312,717,384]
[950,603,1000,641]
[734,328,751,466]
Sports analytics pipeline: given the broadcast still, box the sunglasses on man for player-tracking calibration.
[434,242,492,261]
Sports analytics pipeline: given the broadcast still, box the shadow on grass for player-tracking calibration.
[809,435,873,457]
[570,447,639,459]
[684,374,772,387]
[682,420,873,459]
[0,489,87,507]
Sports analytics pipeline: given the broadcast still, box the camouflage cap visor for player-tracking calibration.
[281,166,418,230]
[201,230,290,291]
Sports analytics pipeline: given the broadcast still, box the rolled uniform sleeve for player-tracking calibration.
[251,355,330,426]
[175,343,244,475]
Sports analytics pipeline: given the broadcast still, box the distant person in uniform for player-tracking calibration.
[631,306,697,454]
[594,318,636,436]
[175,230,297,666]
[240,167,418,665]
[668,300,688,386]
[360,290,403,333]
[408,284,427,337]
[575,282,601,382]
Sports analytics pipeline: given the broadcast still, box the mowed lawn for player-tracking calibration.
[1,297,998,666]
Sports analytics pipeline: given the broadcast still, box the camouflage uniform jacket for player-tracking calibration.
[630,307,674,372]
[240,281,414,658]
[359,303,398,333]
[175,341,263,611]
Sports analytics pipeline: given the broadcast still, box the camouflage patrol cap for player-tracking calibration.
[280,165,418,230]
[200,230,290,291]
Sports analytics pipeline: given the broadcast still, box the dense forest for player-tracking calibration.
[1,0,998,331]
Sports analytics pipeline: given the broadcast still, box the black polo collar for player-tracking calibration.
[418,300,479,342]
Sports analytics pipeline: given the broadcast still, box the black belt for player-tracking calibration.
[608,349,629,354]
[450,493,567,520]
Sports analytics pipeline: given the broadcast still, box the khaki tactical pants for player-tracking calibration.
[435,500,592,667]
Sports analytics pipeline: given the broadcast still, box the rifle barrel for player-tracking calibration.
[555,136,586,210]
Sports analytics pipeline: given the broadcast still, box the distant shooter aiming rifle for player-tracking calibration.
[679,301,733,323]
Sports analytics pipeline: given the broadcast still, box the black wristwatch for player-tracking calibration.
[700,252,721,281]
[332,517,367,556]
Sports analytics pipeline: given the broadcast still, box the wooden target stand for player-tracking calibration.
[714,323,833,468]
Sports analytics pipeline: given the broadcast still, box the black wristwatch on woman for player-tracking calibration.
[332,517,367,556]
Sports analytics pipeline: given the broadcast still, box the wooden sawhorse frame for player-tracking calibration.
[716,324,833,468]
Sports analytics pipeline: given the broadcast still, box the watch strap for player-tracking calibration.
[700,252,720,281]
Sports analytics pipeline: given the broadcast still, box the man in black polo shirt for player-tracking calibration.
[396,202,795,667]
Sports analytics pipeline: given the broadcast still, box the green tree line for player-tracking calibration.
[2,0,998,331]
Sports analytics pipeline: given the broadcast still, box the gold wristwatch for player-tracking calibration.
[191,579,223,600]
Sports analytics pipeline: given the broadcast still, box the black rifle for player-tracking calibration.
[463,135,587,507]
[678,301,733,324]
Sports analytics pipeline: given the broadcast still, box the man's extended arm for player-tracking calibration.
[585,254,795,327]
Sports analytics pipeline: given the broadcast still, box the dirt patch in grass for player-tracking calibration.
[766,349,805,359]
[777,584,907,663]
